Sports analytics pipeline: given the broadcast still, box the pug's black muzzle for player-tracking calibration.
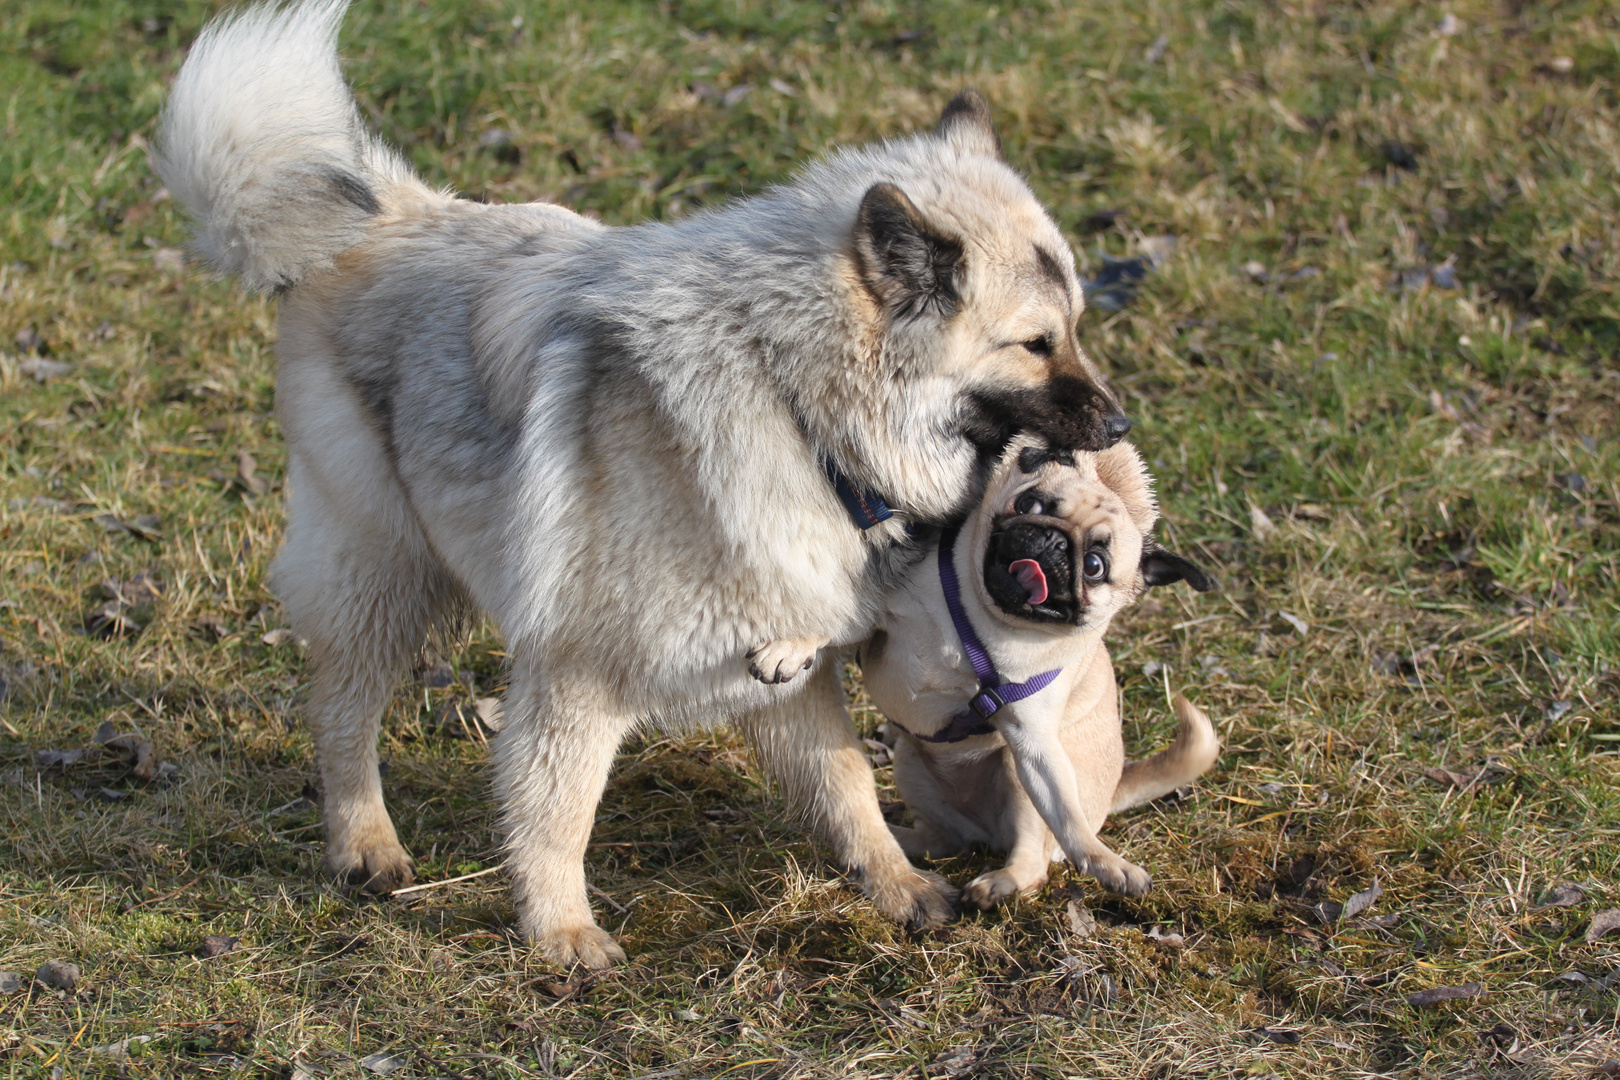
[983,518,1079,624]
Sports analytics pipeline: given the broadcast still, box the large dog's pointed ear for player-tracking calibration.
[854,183,964,319]
[1141,542,1216,592]
[936,89,1003,159]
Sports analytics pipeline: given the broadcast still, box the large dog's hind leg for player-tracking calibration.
[275,468,454,894]
[495,664,630,968]
[736,663,958,927]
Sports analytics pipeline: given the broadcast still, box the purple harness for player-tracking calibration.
[888,524,1063,744]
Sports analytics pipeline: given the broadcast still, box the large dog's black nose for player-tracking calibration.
[1103,412,1131,446]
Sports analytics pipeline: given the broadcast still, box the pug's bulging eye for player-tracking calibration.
[1014,491,1048,515]
[1082,551,1107,582]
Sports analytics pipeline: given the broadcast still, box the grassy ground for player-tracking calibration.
[3,0,1619,1075]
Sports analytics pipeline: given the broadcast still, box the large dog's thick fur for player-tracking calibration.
[864,438,1219,907]
[155,0,1131,967]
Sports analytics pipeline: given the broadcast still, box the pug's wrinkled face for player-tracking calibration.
[975,439,1212,629]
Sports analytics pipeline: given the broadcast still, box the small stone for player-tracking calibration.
[1549,56,1574,74]
[0,972,23,993]
[201,935,240,958]
[35,961,80,991]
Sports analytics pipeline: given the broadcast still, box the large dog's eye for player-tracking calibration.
[1014,491,1049,515]
[1082,550,1108,582]
[1023,336,1053,357]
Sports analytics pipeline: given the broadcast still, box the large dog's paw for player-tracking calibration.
[962,867,1046,910]
[530,922,627,970]
[1080,853,1152,897]
[325,839,415,895]
[746,636,826,685]
[863,865,960,928]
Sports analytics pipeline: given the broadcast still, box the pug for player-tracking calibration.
[861,437,1219,907]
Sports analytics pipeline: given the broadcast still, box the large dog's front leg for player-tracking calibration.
[495,670,630,968]
[736,663,958,926]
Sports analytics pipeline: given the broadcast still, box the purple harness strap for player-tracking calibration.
[890,524,1062,744]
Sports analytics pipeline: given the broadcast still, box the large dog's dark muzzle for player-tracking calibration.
[964,375,1130,456]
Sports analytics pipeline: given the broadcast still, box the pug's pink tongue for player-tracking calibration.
[1009,559,1048,605]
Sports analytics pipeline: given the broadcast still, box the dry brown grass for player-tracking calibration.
[3,0,1620,1076]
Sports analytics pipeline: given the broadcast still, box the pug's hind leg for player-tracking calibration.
[889,821,967,863]
[746,635,829,685]
[962,770,1052,909]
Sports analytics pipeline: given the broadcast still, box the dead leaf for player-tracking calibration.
[474,697,503,732]
[290,1054,327,1080]
[1423,765,1485,790]
[15,326,46,354]
[1276,611,1309,636]
[37,746,85,768]
[1145,925,1184,948]
[1312,900,1344,925]
[0,972,22,993]
[540,975,587,999]
[262,628,302,647]
[1342,879,1383,920]
[420,661,455,688]
[152,247,186,273]
[200,935,240,958]
[930,1045,980,1078]
[234,450,267,496]
[95,514,162,541]
[1406,982,1483,1007]
[862,738,891,766]
[1248,501,1276,540]
[1585,910,1620,945]
[35,960,80,991]
[1535,883,1585,909]
[120,572,164,602]
[19,357,73,382]
[96,730,159,781]
[192,614,231,642]
[358,1051,407,1075]
[88,1035,156,1059]
[86,598,143,637]
[1067,898,1097,940]
[1250,1027,1302,1045]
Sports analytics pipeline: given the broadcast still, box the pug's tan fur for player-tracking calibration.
[863,438,1219,907]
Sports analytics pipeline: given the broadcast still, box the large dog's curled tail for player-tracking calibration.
[1110,694,1220,813]
[153,0,420,293]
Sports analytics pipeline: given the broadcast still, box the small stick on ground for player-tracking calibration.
[391,865,503,897]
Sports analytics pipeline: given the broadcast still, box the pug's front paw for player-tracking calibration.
[746,636,826,684]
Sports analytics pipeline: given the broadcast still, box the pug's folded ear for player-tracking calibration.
[1141,543,1216,592]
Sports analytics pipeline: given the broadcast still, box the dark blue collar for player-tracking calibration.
[823,458,894,530]
[889,523,1063,744]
